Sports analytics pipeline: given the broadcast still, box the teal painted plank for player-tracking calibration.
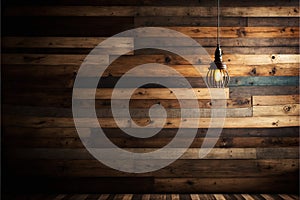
[229,76,299,87]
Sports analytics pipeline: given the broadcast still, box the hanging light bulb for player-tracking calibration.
[206,0,230,88]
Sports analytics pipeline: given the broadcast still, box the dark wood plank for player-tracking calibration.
[4,6,299,17]
[3,0,299,6]
[3,135,299,148]
[3,17,134,36]
[154,177,299,193]
[4,127,299,138]
[2,177,154,193]
[4,159,298,178]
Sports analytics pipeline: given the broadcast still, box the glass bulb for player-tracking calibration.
[213,69,222,82]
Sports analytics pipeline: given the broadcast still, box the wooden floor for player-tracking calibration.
[2,194,299,200]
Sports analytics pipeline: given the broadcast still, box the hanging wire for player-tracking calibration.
[217,0,220,45]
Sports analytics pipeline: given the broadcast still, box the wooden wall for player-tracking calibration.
[2,0,300,194]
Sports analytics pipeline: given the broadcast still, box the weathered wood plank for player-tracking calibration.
[230,86,299,98]
[4,177,154,193]
[135,47,299,55]
[229,77,299,87]
[3,116,299,128]
[253,95,300,106]
[3,76,299,90]
[73,88,229,100]
[4,0,299,6]
[153,177,299,193]
[4,127,299,138]
[137,6,300,17]
[136,38,300,47]
[253,104,300,116]
[5,135,300,149]
[4,6,299,17]
[3,16,134,37]
[4,37,299,49]
[87,98,252,109]
[135,17,247,27]
[3,105,252,118]
[2,54,109,65]
[3,54,298,66]
[3,65,298,85]
[3,87,298,107]
[6,148,258,160]
[248,17,300,27]
[109,54,300,65]
[257,148,299,159]
[2,37,133,48]
[5,159,298,178]
[3,135,299,148]
[134,27,299,38]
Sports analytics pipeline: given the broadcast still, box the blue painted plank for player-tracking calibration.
[229,76,299,87]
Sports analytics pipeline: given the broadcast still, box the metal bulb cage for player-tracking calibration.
[206,44,230,88]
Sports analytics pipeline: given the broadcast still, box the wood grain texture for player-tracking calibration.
[135,27,299,38]
[154,177,298,193]
[3,135,299,148]
[4,6,299,17]
[3,16,134,37]
[3,37,299,49]
[3,116,299,128]
[253,104,300,116]
[3,53,298,66]
[73,88,229,99]
[4,127,299,138]
[3,0,299,6]
[253,95,300,106]
[6,147,298,160]
[3,65,299,86]
[2,0,300,194]
[6,148,259,160]
[3,105,252,118]
[5,159,298,178]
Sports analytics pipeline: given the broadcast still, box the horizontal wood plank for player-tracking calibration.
[6,148,258,160]
[82,98,252,109]
[4,159,298,178]
[2,37,133,48]
[3,136,298,148]
[109,54,300,65]
[3,64,299,83]
[73,88,229,99]
[154,177,299,193]
[3,116,299,128]
[3,16,134,37]
[3,54,299,66]
[252,95,300,106]
[2,54,109,65]
[7,148,299,160]
[4,0,299,6]
[253,104,300,116]
[5,37,298,49]
[4,6,299,17]
[4,127,299,138]
[135,27,299,38]
[3,106,252,118]
[230,86,299,98]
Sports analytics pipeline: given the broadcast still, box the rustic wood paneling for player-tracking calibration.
[2,0,299,194]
